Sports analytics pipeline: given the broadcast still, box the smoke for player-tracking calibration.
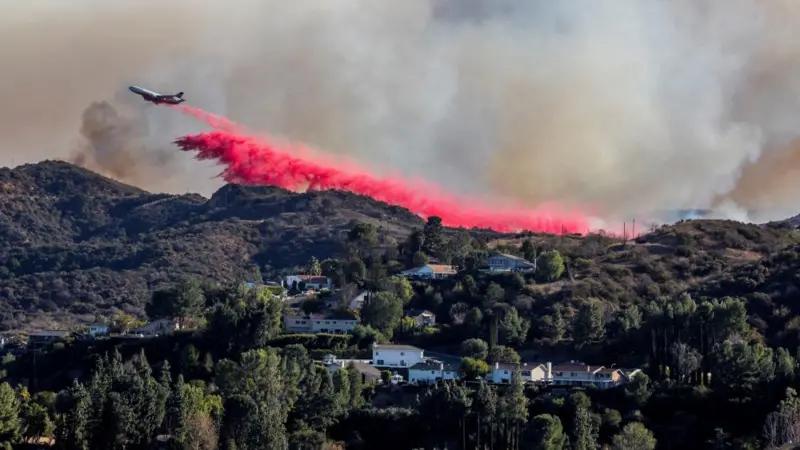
[3,1,800,221]
[173,105,587,233]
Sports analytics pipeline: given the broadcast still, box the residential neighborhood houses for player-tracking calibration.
[364,343,638,389]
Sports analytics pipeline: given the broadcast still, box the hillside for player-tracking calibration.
[2,161,800,336]
[0,161,424,331]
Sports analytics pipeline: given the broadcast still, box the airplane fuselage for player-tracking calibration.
[129,85,185,104]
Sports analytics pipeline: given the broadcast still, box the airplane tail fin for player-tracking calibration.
[177,92,184,97]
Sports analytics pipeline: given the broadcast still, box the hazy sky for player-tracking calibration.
[2,0,800,223]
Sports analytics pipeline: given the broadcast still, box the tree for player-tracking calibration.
[498,369,528,450]
[775,347,796,382]
[488,346,520,365]
[465,307,484,330]
[572,405,598,450]
[484,283,506,307]
[147,278,205,327]
[521,239,537,262]
[460,338,489,360]
[711,337,775,394]
[461,358,490,380]
[670,342,702,383]
[611,422,656,450]
[537,250,565,282]
[307,256,322,276]
[111,312,144,334]
[625,373,652,406]
[217,349,288,449]
[449,302,470,325]
[573,299,605,346]
[763,387,800,449]
[473,381,497,450]
[529,414,566,450]
[56,380,91,450]
[0,383,19,449]
[361,292,403,338]
[348,222,378,252]
[378,276,414,304]
[20,401,54,443]
[539,307,567,343]
[422,216,445,258]
[499,307,530,346]
[345,364,365,409]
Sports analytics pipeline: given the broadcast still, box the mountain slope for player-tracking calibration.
[0,161,424,331]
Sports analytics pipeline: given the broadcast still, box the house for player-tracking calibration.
[407,309,436,327]
[87,324,109,337]
[284,313,358,334]
[322,355,382,384]
[400,264,457,280]
[488,362,551,384]
[550,362,625,389]
[409,359,459,384]
[132,319,180,337]
[284,275,332,291]
[347,291,370,312]
[372,344,425,368]
[27,330,70,348]
[487,253,536,273]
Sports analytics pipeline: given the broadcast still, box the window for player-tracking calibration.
[400,352,405,356]
[377,360,384,365]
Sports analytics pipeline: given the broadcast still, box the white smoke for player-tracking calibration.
[1,0,800,222]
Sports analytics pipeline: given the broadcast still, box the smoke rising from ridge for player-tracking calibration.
[2,1,800,221]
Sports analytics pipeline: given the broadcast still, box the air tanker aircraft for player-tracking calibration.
[128,85,185,104]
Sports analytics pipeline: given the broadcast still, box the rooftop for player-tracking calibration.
[373,344,423,352]
[410,358,458,371]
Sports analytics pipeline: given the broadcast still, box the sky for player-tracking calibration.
[2,0,800,224]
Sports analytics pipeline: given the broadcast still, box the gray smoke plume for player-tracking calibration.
[1,0,800,222]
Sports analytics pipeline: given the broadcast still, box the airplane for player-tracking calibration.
[128,85,185,104]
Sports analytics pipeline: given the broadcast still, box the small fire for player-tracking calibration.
[172,105,587,234]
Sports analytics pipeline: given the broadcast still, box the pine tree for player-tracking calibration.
[57,380,91,450]
[499,370,528,450]
[0,383,20,449]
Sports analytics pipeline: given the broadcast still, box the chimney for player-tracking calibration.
[495,362,499,370]
[546,362,552,380]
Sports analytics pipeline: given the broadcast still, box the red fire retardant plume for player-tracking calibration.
[173,105,587,233]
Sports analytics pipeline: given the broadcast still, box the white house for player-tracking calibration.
[132,319,180,337]
[284,313,358,334]
[372,344,425,368]
[488,362,551,384]
[400,264,457,280]
[322,355,382,384]
[550,362,625,389]
[87,324,109,337]
[409,359,459,384]
[284,275,332,291]
[487,253,536,273]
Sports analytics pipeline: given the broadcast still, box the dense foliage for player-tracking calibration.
[3,162,800,448]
